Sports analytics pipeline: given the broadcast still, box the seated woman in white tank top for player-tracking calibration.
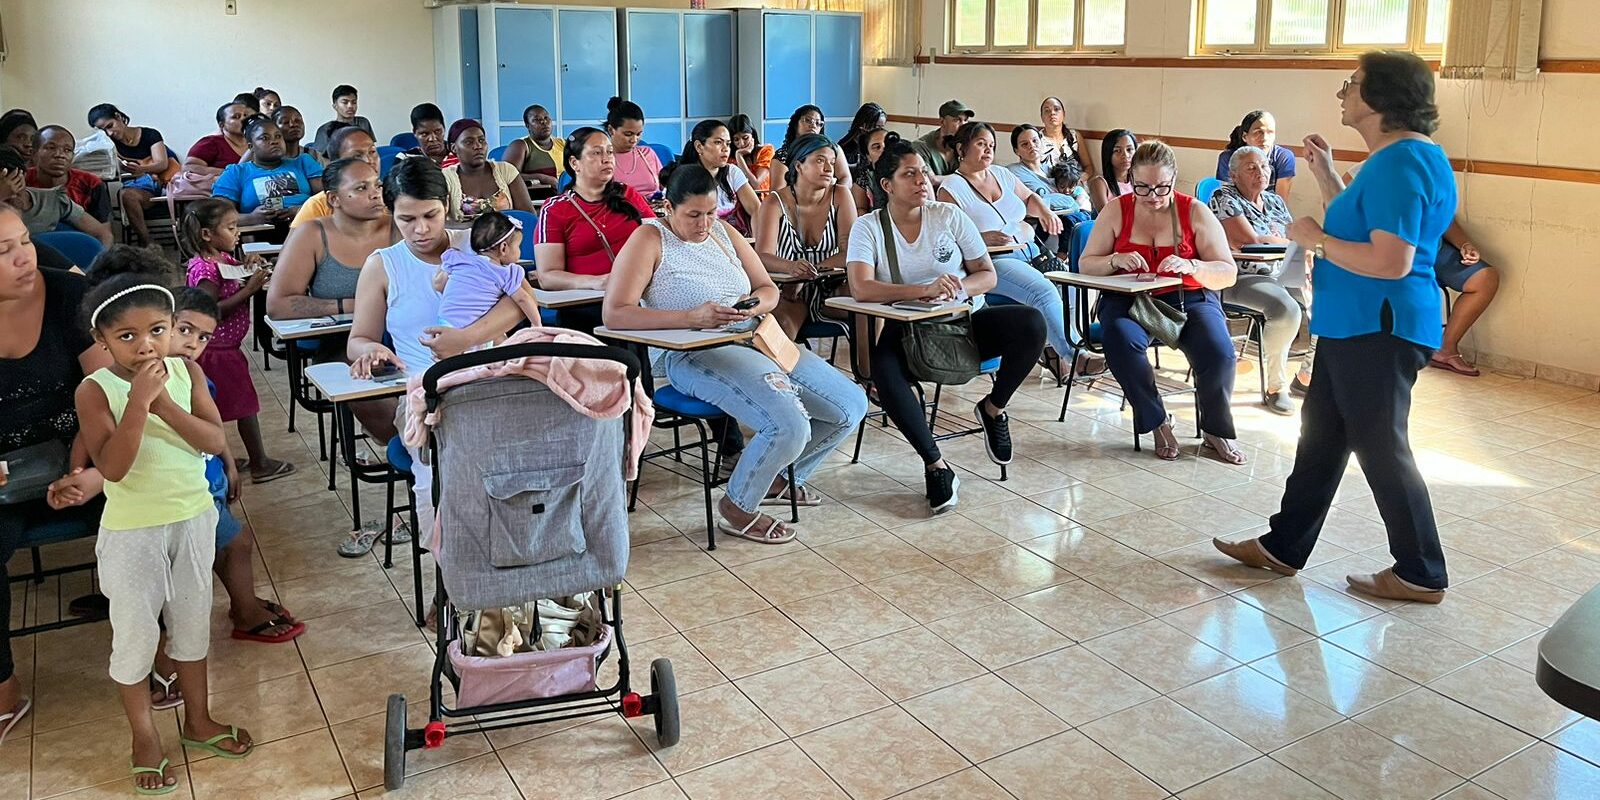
[603,164,867,546]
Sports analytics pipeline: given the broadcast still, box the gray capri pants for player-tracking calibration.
[96,507,218,685]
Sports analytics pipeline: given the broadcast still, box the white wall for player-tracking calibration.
[0,0,436,156]
[869,0,1600,386]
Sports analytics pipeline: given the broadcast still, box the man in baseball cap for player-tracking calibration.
[912,100,973,179]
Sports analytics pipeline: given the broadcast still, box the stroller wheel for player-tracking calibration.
[651,658,680,748]
[384,694,407,790]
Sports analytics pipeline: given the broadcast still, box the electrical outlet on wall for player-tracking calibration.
[225,0,237,15]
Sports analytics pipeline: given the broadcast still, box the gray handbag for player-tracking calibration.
[879,210,981,385]
[1126,200,1189,349]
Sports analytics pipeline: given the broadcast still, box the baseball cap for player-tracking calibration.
[938,100,974,120]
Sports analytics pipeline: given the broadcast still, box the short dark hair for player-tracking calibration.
[332,84,358,103]
[242,114,275,142]
[87,103,127,128]
[410,103,445,131]
[86,244,178,287]
[946,121,996,166]
[469,210,518,254]
[871,133,915,207]
[383,155,449,210]
[321,156,372,196]
[174,286,219,321]
[1010,123,1040,151]
[329,125,374,158]
[232,92,261,113]
[1356,50,1439,135]
[665,163,719,206]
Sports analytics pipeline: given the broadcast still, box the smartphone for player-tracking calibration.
[892,300,946,312]
[370,362,401,379]
[309,319,343,329]
[731,297,760,311]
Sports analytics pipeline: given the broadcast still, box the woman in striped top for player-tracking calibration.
[752,134,857,338]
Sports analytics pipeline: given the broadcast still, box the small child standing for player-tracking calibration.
[180,198,296,484]
[74,275,252,794]
[433,210,543,348]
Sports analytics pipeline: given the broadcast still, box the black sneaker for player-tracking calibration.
[925,466,960,515]
[973,400,1013,465]
[1290,374,1311,398]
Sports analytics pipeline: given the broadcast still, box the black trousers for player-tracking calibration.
[872,304,1046,465]
[1260,329,1447,589]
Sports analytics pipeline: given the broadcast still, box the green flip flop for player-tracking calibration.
[180,725,252,759]
[131,757,178,796]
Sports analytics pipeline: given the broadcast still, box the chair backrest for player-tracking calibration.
[557,173,573,192]
[1195,177,1223,205]
[489,145,509,163]
[377,146,402,180]
[644,142,674,168]
[36,230,105,270]
[389,132,419,150]
[1067,220,1095,274]
[503,209,539,262]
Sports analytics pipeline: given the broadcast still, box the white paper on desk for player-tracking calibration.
[219,261,260,281]
[1280,243,1307,289]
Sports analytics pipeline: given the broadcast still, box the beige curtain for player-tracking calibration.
[765,0,866,11]
[1441,0,1544,81]
[863,0,919,66]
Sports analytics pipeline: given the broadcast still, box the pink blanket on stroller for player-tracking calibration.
[402,327,655,479]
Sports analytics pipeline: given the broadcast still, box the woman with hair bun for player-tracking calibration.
[604,97,663,198]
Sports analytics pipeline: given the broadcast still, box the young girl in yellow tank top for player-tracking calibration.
[74,274,253,794]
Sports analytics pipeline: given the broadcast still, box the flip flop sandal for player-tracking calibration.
[180,725,252,759]
[1202,437,1249,466]
[716,513,797,544]
[337,523,384,558]
[249,460,298,484]
[148,673,183,710]
[0,696,31,745]
[260,599,297,624]
[1152,416,1182,461]
[130,757,178,795]
[233,457,249,472]
[231,619,306,644]
[384,521,414,546]
[759,485,823,507]
[1429,353,1481,377]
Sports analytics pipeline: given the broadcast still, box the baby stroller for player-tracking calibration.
[384,343,678,791]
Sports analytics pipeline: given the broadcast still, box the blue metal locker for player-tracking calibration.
[494,8,557,127]
[644,122,684,153]
[763,13,813,122]
[626,12,683,122]
[685,13,735,119]
[813,14,862,122]
[460,8,482,121]
[558,9,619,127]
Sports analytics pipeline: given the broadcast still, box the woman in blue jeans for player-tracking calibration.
[604,164,867,544]
[937,121,1079,381]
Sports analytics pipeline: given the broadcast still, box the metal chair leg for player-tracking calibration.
[695,420,716,550]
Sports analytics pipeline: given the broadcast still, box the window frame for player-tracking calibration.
[947,0,1127,54]
[1194,0,1446,57]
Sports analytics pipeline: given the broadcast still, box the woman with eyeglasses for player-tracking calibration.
[1078,140,1245,464]
[1215,51,1457,605]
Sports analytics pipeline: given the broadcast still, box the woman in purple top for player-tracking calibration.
[433,211,541,343]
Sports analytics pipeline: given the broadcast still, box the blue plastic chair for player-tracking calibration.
[645,142,674,169]
[503,210,539,260]
[377,146,403,179]
[1195,177,1223,205]
[36,230,104,270]
[489,145,509,163]
[557,173,573,193]
[390,132,419,150]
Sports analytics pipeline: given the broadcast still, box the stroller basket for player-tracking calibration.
[447,624,614,708]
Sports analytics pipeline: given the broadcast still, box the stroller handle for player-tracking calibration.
[422,343,643,407]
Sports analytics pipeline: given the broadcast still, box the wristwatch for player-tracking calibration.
[1313,236,1328,261]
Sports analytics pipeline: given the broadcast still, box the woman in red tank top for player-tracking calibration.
[1078,141,1247,464]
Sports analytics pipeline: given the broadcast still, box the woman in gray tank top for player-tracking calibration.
[268,157,394,320]
[604,165,867,546]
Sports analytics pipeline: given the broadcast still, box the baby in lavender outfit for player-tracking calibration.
[433,211,543,348]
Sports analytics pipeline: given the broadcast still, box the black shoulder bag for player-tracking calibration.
[879,210,981,385]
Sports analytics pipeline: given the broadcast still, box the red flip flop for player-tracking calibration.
[231,619,306,644]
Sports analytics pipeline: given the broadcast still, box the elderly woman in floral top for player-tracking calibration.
[1208,145,1305,416]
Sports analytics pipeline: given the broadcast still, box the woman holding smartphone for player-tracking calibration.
[845,139,1045,514]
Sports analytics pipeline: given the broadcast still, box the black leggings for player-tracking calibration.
[871,304,1046,466]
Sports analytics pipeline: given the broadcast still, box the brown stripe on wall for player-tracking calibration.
[885,115,1600,185]
[909,55,1600,73]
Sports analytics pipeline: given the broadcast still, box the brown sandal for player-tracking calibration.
[1202,435,1248,466]
[1429,352,1480,377]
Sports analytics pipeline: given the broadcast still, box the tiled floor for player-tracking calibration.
[9,347,1600,799]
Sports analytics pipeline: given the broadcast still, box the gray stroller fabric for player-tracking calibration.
[432,376,630,610]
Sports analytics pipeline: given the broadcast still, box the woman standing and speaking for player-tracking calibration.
[1215,50,1457,604]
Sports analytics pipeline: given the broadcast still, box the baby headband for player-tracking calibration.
[490,215,524,251]
[90,283,174,328]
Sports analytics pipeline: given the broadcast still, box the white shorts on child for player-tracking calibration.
[95,507,218,685]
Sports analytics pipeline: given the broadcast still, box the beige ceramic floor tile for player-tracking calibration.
[1234,578,1383,636]
[1016,526,1147,575]
[1271,722,1466,800]
[1080,559,1225,615]
[979,730,1166,800]
[500,716,669,800]
[944,545,1074,598]
[308,642,439,725]
[810,531,939,584]
[271,561,403,622]
[835,626,986,702]
[1353,688,1535,778]
[624,536,726,590]
[1508,548,1600,594]
[890,514,1014,562]
[924,602,1072,669]
[628,683,784,775]
[614,634,727,696]
[1549,718,1600,767]
[1476,741,1600,800]
[0,734,28,800]
[1029,483,1144,525]
[1169,667,1344,751]
[1078,698,1260,793]
[734,654,891,737]
[1453,570,1583,627]
[30,710,185,799]
[794,707,967,800]
[1089,509,1211,556]
[1157,541,1283,592]
[674,741,847,800]
[1151,494,1267,537]
[331,695,492,793]
[1428,657,1581,738]
[1010,580,1151,641]
[1391,593,1547,654]
[29,663,127,733]
[1082,619,1240,693]
[1323,614,1488,683]
[1247,640,1420,715]
[997,645,1160,727]
[204,672,326,748]
[189,727,354,800]
[1176,757,1338,800]
[295,599,430,671]
[891,768,1014,799]
[1161,595,1316,662]
[866,565,1001,624]
[680,608,826,680]
[902,674,1067,762]
[354,753,520,799]
[778,586,917,650]
[638,572,771,632]
[963,498,1078,542]
[612,782,691,800]
[729,550,858,606]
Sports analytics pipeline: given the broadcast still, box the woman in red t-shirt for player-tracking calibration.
[185,101,251,177]
[534,127,654,330]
